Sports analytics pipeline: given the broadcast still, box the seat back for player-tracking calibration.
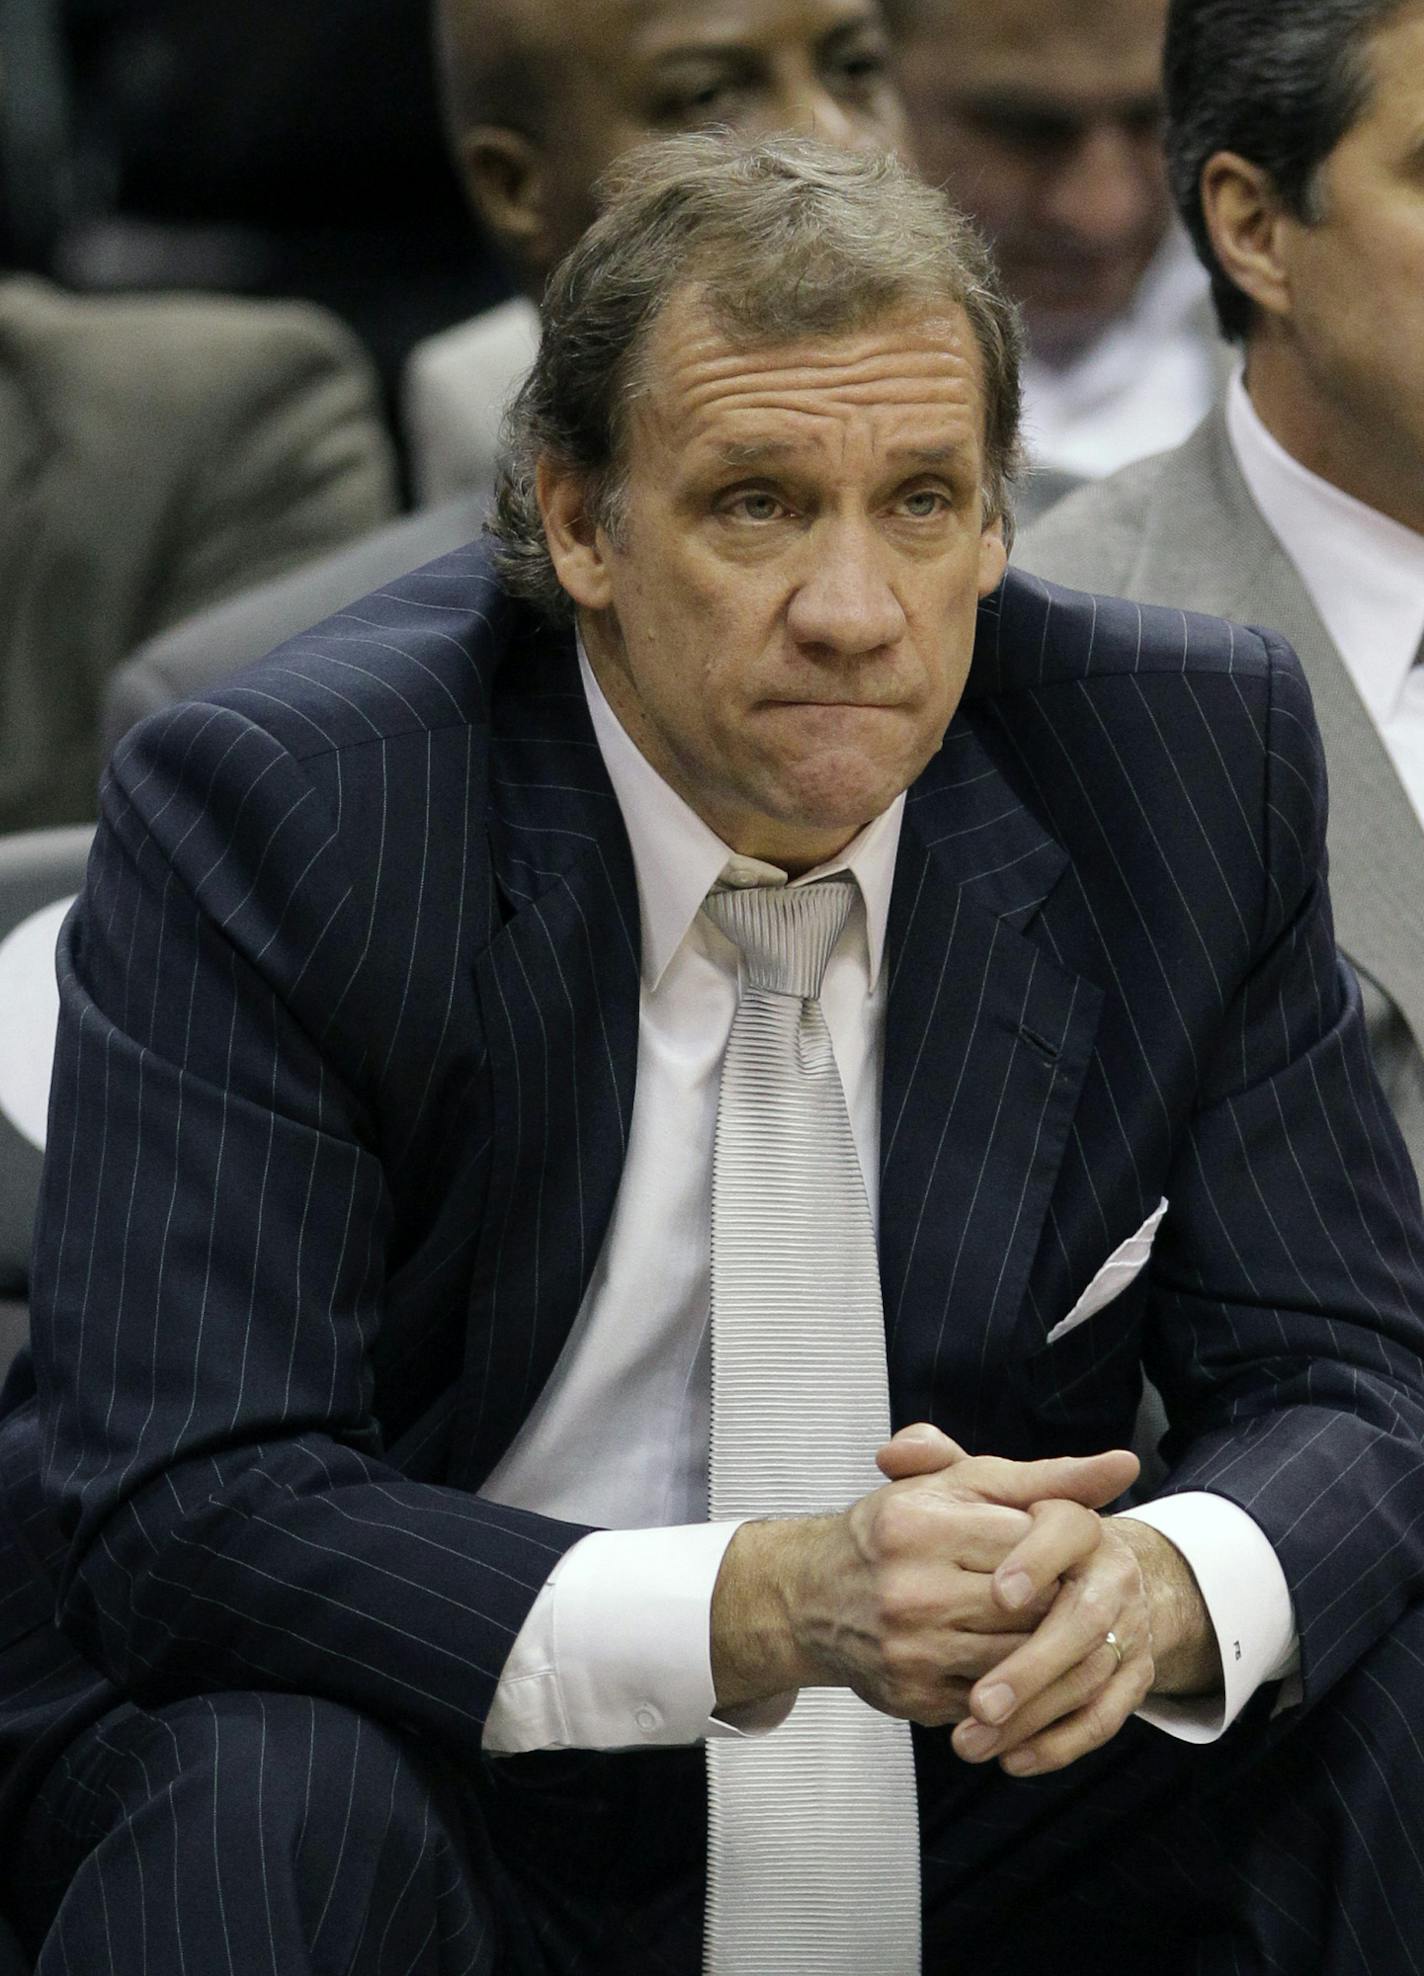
[102,496,488,754]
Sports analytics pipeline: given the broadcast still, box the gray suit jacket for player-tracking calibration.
[0,276,398,831]
[1020,405,1424,1177]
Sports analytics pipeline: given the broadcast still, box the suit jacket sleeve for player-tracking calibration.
[1143,632,1424,1704]
[29,692,594,1764]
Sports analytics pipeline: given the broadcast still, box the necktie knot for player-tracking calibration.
[702,878,855,1000]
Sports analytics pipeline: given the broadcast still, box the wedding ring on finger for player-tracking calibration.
[1104,1629,1125,1671]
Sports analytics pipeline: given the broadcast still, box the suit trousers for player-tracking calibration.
[7,1604,1424,1976]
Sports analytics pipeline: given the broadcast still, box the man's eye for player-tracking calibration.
[654,76,744,125]
[831,47,890,93]
[969,108,1080,155]
[900,490,950,518]
[728,492,787,523]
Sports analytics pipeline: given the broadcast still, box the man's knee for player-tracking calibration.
[79,1690,439,1861]
[19,1691,491,1974]
[194,1690,441,1858]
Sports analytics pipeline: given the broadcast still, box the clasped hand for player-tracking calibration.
[713,1426,1218,1779]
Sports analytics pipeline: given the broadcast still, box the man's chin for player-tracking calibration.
[1022,302,1126,367]
[1014,269,1158,366]
[760,755,920,844]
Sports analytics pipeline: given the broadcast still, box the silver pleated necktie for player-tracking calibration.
[701,876,921,1975]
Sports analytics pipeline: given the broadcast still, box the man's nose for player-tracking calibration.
[760,75,890,155]
[801,87,865,151]
[785,523,908,655]
[1040,123,1162,250]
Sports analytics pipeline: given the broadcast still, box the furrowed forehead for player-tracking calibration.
[627,0,885,48]
[631,296,987,459]
[457,0,640,97]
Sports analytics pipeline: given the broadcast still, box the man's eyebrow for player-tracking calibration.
[711,441,798,468]
[954,86,1164,127]
[710,441,974,470]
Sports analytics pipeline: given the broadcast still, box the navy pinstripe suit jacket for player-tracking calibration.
[2,546,1423,1846]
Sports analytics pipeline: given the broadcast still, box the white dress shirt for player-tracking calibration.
[1022,229,1218,485]
[0,895,69,1152]
[402,296,541,508]
[481,644,1297,1755]
[1227,371,1424,829]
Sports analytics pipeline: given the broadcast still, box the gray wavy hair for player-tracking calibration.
[486,134,1024,623]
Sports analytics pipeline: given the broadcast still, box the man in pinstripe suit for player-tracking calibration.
[1,136,1422,1972]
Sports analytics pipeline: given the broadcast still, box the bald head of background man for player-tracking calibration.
[438,0,910,298]
[888,0,1171,365]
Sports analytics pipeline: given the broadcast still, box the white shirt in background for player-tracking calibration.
[403,296,541,508]
[1023,229,1218,485]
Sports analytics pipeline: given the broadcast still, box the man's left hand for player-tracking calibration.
[877,1424,1223,1777]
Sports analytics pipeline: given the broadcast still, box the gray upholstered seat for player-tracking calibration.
[102,496,487,756]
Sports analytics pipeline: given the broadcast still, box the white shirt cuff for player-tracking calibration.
[482,1520,795,1754]
[1116,1493,1300,1743]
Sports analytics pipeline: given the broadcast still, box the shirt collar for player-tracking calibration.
[577,634,904,992]
[1226,368,1424,722]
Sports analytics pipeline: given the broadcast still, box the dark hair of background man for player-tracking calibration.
[1164,0,1408,339]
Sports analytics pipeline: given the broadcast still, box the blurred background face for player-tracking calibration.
[892,0,1171,363]
[462,0,908,288]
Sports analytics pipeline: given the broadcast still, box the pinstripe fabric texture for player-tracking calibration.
[702,879,919,1973]
[0,544,1420,1965]
[19,1692,495,1974]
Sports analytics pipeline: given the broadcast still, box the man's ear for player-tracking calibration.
[456,125,551,285]
[1200,151,1295,322]
[977,514,1008,596]
[536,456,616,611]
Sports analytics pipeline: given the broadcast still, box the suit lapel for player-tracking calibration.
[880,719,1102,1447]
[453,620,642,1488]
[1126,408,1424,1056]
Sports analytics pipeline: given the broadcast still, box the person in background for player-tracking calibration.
[102,0,914,743]
[404,0,909,505]
[888,0,1222,514]
[0,271,397,830]
[1022,0,1424,1181]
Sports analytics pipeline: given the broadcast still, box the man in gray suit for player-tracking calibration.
[0,276,397,831]
[1021,0,1424,1176]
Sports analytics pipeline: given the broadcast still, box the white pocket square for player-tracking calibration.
[1045,1198,1168,1344]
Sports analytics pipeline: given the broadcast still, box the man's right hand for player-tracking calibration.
[710,1438,1139,1725]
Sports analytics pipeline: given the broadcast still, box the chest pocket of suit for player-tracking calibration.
[1016,1202,1166,1437]
[1018,1278,1151,1437]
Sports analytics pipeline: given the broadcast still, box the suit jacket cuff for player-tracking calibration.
[1117,1493,1300,1742]
[482,1519,794,1753]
